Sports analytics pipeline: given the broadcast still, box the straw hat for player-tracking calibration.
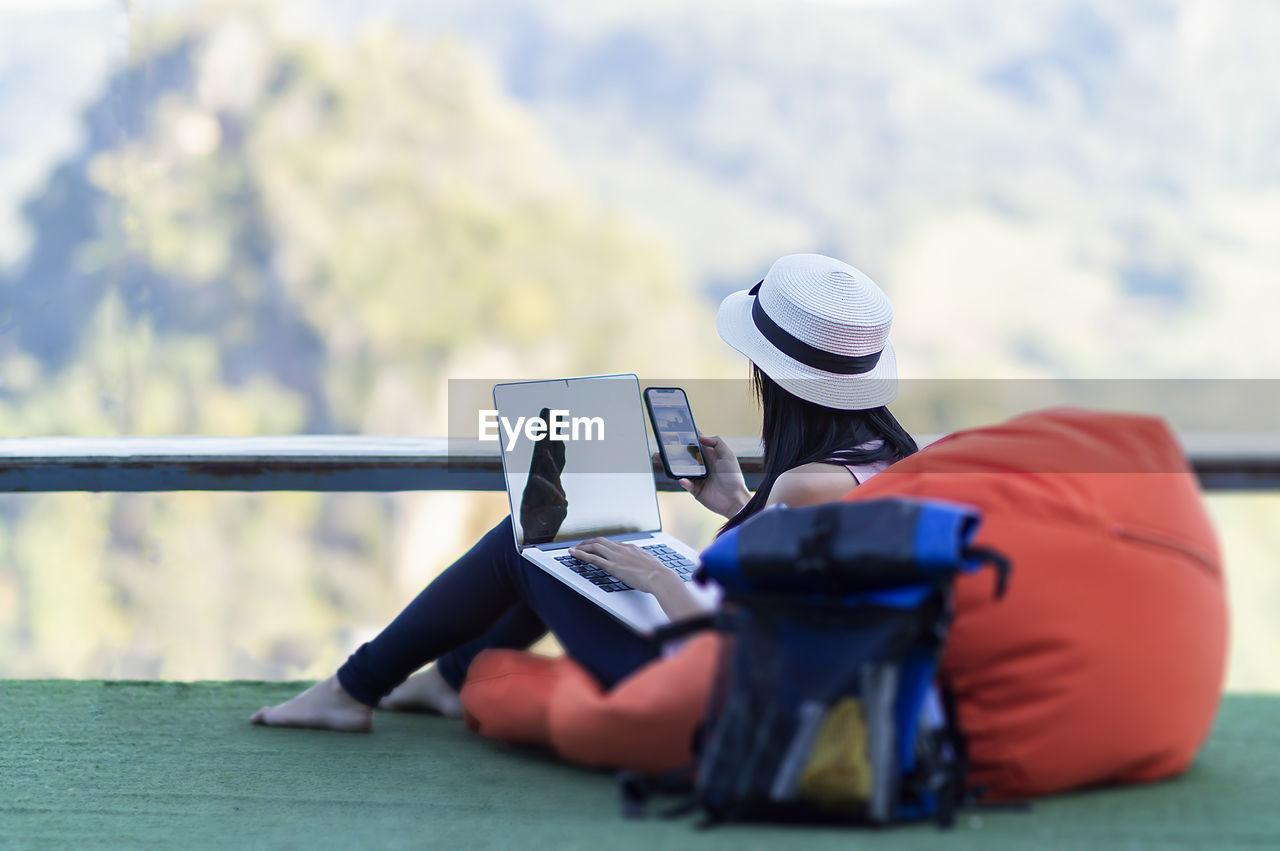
[715,253,898,410]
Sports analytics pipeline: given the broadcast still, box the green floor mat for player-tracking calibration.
[1,682,1276,849]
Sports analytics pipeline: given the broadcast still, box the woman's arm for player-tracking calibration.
[683,439,861,517]
[646,570,712,622]
[569,538,709,621]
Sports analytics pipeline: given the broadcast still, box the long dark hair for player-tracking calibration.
[719,364,918,534]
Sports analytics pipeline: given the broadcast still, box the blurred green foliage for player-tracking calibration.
[0,5,727,680]
[0,1,1276,690]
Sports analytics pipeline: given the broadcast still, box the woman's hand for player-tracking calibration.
[570,538,709,622]
[679,435,751,519]
[569,538,675,594]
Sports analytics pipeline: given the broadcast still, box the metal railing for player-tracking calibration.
[2,433,1279,492]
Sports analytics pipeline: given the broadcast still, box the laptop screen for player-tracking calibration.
[494,375,662,548]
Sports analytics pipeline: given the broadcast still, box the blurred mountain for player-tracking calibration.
[0,1,1276,686]
[401,0,1280,378]
[5,0,1278,381]
[0,6,717,437]
[0,4,720,680]
[0,5,123,267]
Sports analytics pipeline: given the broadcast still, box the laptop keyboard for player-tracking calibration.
[641,545,698,580]
[554,544,697,593]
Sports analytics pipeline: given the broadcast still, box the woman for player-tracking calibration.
[251,253,917,732]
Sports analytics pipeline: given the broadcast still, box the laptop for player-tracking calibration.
[493,374,720,633]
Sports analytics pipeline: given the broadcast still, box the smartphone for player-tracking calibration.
[643,386,709,480]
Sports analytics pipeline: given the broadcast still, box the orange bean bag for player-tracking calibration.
[845,407,1228,798]
[462,634,722,773]
[459,408,1228,800]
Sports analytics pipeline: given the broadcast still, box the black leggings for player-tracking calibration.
[336,516,661,707]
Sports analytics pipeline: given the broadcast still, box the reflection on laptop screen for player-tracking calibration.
[494,375,662,547]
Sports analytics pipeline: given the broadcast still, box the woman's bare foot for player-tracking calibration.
[250,675,374,732]
[378,664,463,719]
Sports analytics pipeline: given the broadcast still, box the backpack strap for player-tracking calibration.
[617,767,695,819]
[961,545,1012,598]
[648,612,724,646]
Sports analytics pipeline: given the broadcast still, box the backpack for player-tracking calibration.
[636,497,1011,828]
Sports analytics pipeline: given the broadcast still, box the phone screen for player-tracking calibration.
[645,388,708,479]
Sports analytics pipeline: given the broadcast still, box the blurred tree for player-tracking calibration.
[0,3,721,679]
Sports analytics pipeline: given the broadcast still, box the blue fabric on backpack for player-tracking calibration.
[698,498,991,595]
[912,500,982,569]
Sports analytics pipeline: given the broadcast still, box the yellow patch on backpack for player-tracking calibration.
[798,698,873,808]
